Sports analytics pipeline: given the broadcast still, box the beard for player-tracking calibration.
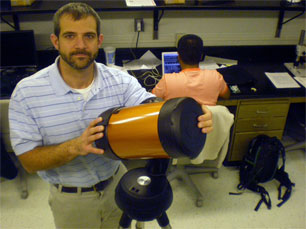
[59,49,98,70]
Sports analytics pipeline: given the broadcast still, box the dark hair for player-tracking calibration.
[53,3,101,37]
[177,34,204,65]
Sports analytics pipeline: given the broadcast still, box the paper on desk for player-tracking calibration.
[199,55,237,70]
[265,72,301,88]
[294,77,306,88]
[123,50,161,70]
[205,56,237,67]
[125,0,156,7]
[199,59,220,70]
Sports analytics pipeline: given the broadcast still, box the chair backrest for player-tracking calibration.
[0,99,13,152]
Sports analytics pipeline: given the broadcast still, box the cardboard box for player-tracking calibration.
[11,0,35,7]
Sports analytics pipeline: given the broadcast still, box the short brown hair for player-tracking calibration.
[53,2,101,37]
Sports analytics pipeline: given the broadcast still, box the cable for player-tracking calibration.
[129,67,162,88]
[129,31,140,61]
[129,47,137,60]
[136,31,140,49]
[133,31,140,59]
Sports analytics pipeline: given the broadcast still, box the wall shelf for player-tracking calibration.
[0,0,305,39]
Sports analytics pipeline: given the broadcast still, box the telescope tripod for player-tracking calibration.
[115,159,172,229]
[119,212,171,229]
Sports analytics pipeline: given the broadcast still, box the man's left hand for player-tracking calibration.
[198,105,213,133]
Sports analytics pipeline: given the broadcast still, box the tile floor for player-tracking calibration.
[0,137,305,229]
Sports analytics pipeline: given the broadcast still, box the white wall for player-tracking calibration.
[1,10,305,50]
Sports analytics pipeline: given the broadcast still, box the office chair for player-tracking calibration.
[167,105,234,207]
[284,103,306,152]
[0,99,28,199]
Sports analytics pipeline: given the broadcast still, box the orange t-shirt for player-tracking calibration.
[152,68,229,106]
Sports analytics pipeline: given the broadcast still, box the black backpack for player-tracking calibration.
[231,135,295,211]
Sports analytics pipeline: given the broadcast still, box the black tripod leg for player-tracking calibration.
[156,212,171,229]
[118,213,132,229]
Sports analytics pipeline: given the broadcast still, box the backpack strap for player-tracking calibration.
[274,169,295,207]
[277,138,286,173]
[247,183,272,211]
[273,138,295,207]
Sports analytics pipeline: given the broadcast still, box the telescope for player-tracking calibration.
[95,97,207,229]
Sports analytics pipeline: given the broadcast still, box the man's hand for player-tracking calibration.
[198,105,213,134]
[76,117,105,155]
[18,117,105,173]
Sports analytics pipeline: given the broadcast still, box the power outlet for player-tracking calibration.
[134,18,144,32]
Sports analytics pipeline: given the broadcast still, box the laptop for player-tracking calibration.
[161,52,181,76]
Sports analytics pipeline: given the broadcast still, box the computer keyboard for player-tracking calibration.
[0,67,37,98]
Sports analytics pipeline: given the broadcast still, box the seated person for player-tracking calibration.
[152,34,230,105]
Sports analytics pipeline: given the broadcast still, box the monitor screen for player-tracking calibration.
[162,52,181,75]
[0,30,37,68]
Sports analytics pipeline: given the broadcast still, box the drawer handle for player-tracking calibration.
[256,110,268,114]
[253,124,268,128]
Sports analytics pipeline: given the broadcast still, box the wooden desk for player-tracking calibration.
[218,96,305,162]
[217,63,305,162]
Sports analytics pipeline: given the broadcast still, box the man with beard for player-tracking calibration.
[9,3,213,228]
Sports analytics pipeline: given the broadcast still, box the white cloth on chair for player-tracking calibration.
[190,105,234,168]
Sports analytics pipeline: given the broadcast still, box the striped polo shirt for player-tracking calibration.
[9,57,154,187]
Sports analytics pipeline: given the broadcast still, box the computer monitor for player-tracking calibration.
[0,30,37,68]
[161,52,181,75]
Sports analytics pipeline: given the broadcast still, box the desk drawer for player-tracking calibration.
[229,130,283,161]
[235,117,286,132]
[238,103,289,118]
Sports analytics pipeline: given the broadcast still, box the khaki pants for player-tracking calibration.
[48,163,127,229]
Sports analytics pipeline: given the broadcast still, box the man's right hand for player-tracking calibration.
[18,117,105,173]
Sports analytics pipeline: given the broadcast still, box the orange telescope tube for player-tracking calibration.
[95,97,206,160]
